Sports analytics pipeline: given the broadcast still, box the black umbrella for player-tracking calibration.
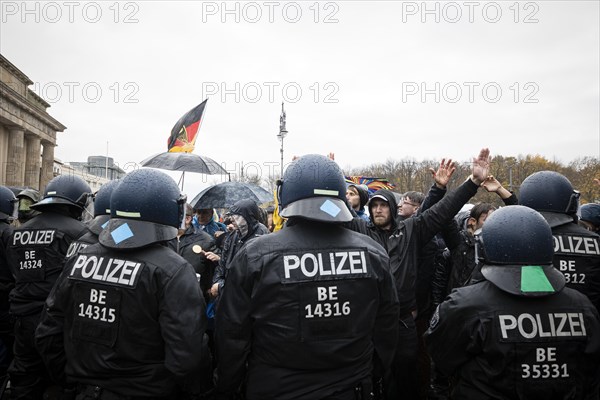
[141,152,227,174]
[191,182,273,209]
[140,152,228,190]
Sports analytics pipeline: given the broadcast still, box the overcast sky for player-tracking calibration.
[2,0,599,197]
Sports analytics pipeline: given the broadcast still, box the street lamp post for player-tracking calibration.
[277,102,288,178]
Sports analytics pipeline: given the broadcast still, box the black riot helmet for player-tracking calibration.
[519,171,580,227]
[278,154,352,223]
[31,175,92,213]
[580,203,600,230]
[480,205,565,297]
[88,179,120,236]
[0,186,18,221]
[17,188,41,222]
[99,169,186,249]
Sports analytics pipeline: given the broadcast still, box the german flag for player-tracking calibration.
[167,99,208,153]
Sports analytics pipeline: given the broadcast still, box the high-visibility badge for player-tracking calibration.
[521,265,555,293]
[111,223,134,244]
[320,199,341,218]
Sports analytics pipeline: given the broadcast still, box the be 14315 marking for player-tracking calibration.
[77,288,116,323]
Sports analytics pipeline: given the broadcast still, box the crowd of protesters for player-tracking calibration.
[0,148,599,400]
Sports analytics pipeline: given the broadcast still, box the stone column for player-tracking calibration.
[24,135,41,189]
[40,141,55,191]
[5,127,25,186]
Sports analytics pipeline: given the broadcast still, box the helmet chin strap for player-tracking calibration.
[565,190,580,215]
[276,179,283,214]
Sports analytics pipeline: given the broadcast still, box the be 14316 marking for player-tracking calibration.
[304,285,351,319]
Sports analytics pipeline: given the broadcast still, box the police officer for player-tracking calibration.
[520,171,600,312]
[580,203,600,233]
[65,179,121,260]
[215,154,400,400]
[15,188,41,226]
[35,169,208,399]
[425,205,600,399]
[0,186,17,379]
[6,175,91,399]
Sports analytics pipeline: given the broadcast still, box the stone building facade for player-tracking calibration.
[0,53,66,190]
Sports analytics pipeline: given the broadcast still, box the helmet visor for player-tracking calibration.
[99,218,178,249]
[481,264,565,297]
[0,198,18,221]
[280,197,353,223]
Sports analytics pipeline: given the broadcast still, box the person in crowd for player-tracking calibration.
[35,169,208,399]
[398,191,425,220]
[168,203,217,303]
[346,183,370,222]
[6,175,91,399]
[426,205,600,399]
[15,189,40,226]
[193,208,227,238]
[579,203,600,233]
[215,154,399,399]
[345,148,491,400]
[520,171,600,312]
[207,199,269,301]
[346,148,490,400]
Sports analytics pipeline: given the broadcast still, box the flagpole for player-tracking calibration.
[105,141,109,179]
[178,172,185,191]
[277,102,288,178]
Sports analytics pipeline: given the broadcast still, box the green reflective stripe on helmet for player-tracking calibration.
[116,210,141,218]
[314,189,338,196]
[521,266,555,293]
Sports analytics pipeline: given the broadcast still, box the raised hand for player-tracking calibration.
[429,158,456,189]
[471,148,491,185]
[482,175,502,193]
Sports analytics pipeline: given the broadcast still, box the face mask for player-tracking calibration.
[232,214,249,238]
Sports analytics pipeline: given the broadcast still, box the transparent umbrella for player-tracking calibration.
[191,181,273,210]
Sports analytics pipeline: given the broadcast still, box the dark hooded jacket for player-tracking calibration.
[346,179,480,316]
[212,200,269,294]
[167,226,217,301]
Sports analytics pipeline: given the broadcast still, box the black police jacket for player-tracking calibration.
[35,242,208,396]
[0,221,14,334]
[65,229,99,259]
[552,222,600,311]
[6,211,87,316]
[348,179,479,316]
[215,220,400,399]
[425,280,600,399]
